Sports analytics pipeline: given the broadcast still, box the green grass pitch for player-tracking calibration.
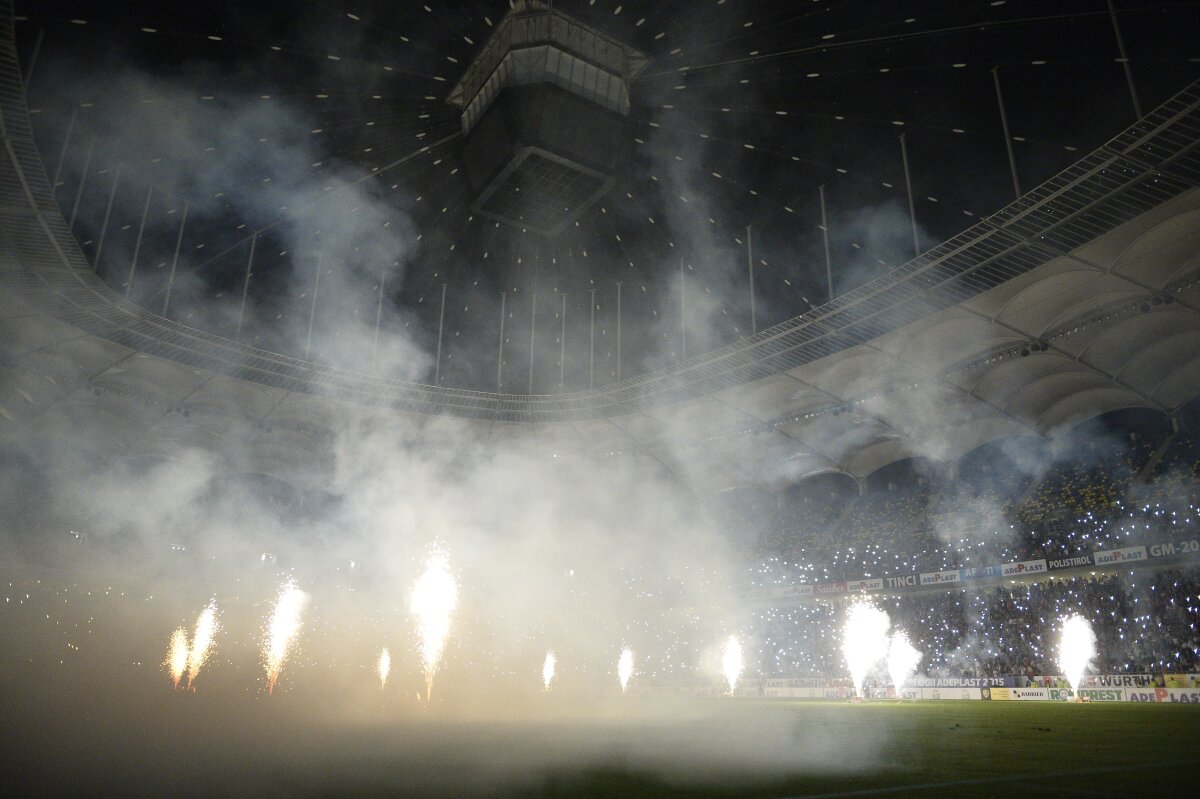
[529,700,1200,799]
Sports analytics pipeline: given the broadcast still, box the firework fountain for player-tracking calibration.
[378,647,391,691]
[165,627,189,689]
[542,650,556,691]
[722,636,743,694]
[262,580,308,695]
[618,647,635,693]
[410,550,458,701]
[886,629,922,696]
[185,600,219,691]
[1058,614,1097,694]
[841,601,891,699]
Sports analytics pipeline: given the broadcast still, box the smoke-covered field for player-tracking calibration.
[0,576,1195,798]
[3,548,1198,797]
[4,663,1199,799]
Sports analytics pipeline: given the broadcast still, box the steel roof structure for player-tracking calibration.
[2,4,1200,490]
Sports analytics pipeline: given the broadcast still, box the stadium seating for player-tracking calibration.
[754,568,1200,678]
[753,428,1200,583]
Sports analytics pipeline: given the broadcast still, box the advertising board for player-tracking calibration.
[1092,545,1148,566]
[1156,688,1200,703]
[918,686,982,701]
[909,676,1014,688]
[1148,539,1200,558]
[920,570,960,586]
[1001,559,1047,577]
[1074,687,1124,702]
[1163,674,1200,688]
[1048,554,1092,570]
[959,564,1003,580]
[1084,674,1162,688]
[771,584,814,598]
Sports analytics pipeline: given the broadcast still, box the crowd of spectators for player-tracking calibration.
[739,419,1200,679]
[747,426,1200,588]
[751,567,1200,679]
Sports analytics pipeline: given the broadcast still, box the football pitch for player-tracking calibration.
[7,685,1200,798]
[530,700,1200,799]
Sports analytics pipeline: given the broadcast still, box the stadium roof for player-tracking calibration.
[2,2,1200,489]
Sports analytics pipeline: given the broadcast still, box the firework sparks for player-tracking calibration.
[262,579,308,695]
[842,601,890,698]
[165,626,189,689]
[1058,614,1097,693]
[185,600,219,691]
[410,550,458,701]
[886,629,922,693]
[378,647,391,690]
[542,650,556,690]
[618,647,634,693]
[722,635,743,694]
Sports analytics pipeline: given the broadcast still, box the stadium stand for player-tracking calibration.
[751,409,1200,584]
[755,567,1200,679]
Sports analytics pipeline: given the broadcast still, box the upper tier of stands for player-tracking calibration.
[747,407,1200,584]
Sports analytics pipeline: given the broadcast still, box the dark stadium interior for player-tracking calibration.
[3,1,1200,797]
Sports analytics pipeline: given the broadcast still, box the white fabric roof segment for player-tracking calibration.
[3,188,1199,485]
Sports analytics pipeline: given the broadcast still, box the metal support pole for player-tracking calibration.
[899,133,920,258]
[235,232,257,340]
[67,137,94,231]
[588,288,596,389]
[373,271,388,374]
[679,255,687,361]
[22,29,43,90]
[497,291,507,391]
[51,106,77,196]
[528,289,537,394]
[125,185,152,297]
[992,67,1021,199]
[616,281,622,380]
[558,291,567,389]
[93,167,120,272]
[819,185,834,303]
[1107,0,1142,120]
[433,282,446,384]
[746,224,757,334]
[305,254,322,359]
[162,200,187,316]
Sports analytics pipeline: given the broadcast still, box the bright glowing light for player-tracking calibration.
[841,601,890,697]
[185,600,219,690]
[262,580,308,695]
[542,650,556,690]
[887,629,922,692]
[165,626,189,689]
[1058,614,1097,692]
[410,550,458,701]
[722,635,743,693]
[378,647,391,690]
[618,647,634,692]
